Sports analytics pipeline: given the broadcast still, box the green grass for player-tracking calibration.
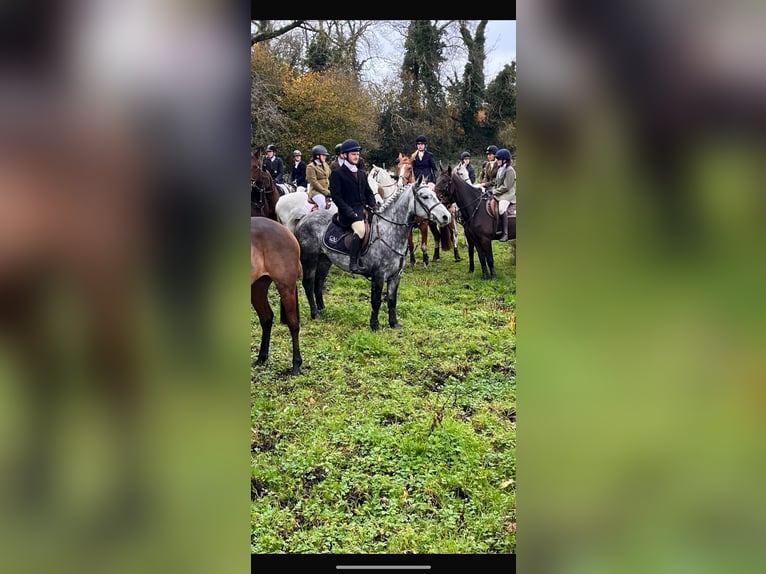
[251,236,516,554]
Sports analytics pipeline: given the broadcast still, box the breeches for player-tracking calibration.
[498,199,510,215]
[312,194,327,210]
[351,220,365,238]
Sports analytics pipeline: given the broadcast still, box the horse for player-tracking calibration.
[399,154,461,266]
[293,182,451,331]
[434,165,515,280]
[251,217,302,375]
[0,89,152,531]
[277,164,395,233]
[367,164,400,206]
[397,153,433,268]
[251,149,279,220]
[275,190,338,234]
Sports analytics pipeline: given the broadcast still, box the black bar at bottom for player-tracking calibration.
[251,554,515,573]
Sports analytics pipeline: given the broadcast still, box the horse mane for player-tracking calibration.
[378,183,406,212]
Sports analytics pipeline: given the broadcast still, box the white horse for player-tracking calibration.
[275,186,332,233]
[278,166,398,233]
[367,164,400,206]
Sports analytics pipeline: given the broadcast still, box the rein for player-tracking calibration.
[368,185,442,256]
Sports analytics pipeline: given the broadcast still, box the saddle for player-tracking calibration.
[485,196,516,234]
[322,213,371,255]
[307,196,333,213]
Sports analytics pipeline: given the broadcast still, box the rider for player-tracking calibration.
[329,139,377,274]
[479,145,500,188]
[489,148,516,242]
[263,144,285,185]
[411,134,437,183]
[460,151,476,183]
[306,144,332,210]
[289,149,307,191]
[330,143,344,171]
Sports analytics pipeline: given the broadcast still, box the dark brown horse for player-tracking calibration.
[251,149,279,220]
[251,217,302,375]
[434,166,515,279]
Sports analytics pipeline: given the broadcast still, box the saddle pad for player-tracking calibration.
[321,218,371,256]
[322,219,354,255]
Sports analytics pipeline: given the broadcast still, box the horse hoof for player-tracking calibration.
[290,368,301,376]
[255,357,267,366]
[390,322,402,330]
[454,256,462,262]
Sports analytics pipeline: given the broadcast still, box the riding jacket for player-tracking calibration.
[411,150,437,183]
[306,160,331,199]
[263,154,285,184]
[290,159,307,187]
[329,163,377,228]
[492,164,516,205]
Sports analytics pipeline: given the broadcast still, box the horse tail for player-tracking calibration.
[440,227,452,251]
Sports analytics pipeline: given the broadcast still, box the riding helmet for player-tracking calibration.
[311,144,328,156]
[334,143,342,154]
[461,151,471,160]
[495,148,512,161]
[293,149,302,156]
[340,139,362,153]
[485,145,498,155]
[415,134,428,144]
[266,144,277,152]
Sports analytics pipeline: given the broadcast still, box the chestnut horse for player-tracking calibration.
[251,149,279,220]
[398,153,460,266]
[397,153,433,268]
[251,217,302,375]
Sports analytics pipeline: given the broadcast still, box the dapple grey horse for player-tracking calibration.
[293,181,451,331]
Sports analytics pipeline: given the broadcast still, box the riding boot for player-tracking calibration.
[499,211,510,242]
[349,235,367,274]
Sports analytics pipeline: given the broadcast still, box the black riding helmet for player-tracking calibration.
[485,145,498,155]
[461,151,471,160]
[266,144,277,152]
[340,139,361,153]
[415,134,427,144]
[334,143,342,155]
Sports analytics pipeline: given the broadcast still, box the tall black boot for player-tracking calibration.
[349,235,367,273]
[499,211,510,242]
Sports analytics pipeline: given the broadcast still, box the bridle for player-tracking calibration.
[368,184,445,257]
[251,168,276,215]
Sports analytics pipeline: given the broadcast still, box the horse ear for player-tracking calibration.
[439,160,444,171]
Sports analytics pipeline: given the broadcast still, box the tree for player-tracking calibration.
[485,61,517,151]
[399,21,447,131]
[457,21,488,151]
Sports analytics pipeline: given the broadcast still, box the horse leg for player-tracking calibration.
[467,239,476,273]
[486,241,497,279]
[428,222,440,262]
[252,278,273,364]
[369,274,385,331]
[451,219,462,261]
[315,256,332,312]
[420,223,429,268]
[275,282,302,376]
[407,230,416,267]
[299,257,321,319]
[386,271,404,329]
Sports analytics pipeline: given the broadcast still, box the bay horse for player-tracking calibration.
[251,217,302,375]
[293,182,451,331]
[0,91,151,529]
[434,166,515,279]
[251,149,279,220]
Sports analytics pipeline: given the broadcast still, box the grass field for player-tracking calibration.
[251,235,516,554]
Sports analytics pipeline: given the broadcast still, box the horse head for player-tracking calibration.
[411,181,451,228]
